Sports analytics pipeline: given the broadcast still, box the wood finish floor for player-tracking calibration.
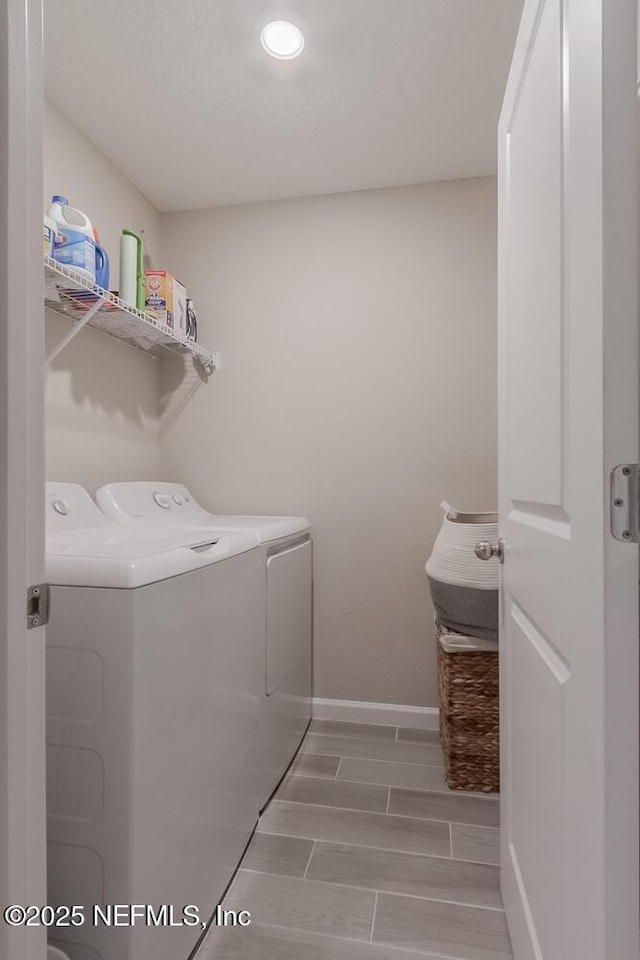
[198,719,512,960]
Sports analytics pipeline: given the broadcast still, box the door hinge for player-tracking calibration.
[610,464,640,542]
[27,583,50,629]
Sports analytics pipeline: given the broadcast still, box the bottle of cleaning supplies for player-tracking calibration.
[119,229,144,309]
[48,196,96,282]
[43,214,56,258]
[119,232,136,306]
[93,229,110,290]
[186,298,198,341]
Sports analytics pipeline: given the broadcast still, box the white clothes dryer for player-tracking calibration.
[45,483,262,960]
[96,481,312,808]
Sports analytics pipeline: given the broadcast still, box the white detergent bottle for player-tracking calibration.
[43,214,56,258]
[48,195,96,282]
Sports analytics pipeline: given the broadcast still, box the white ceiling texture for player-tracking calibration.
[44,0,523,211]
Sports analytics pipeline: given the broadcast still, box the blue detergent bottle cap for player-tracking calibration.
[52,195,68,205]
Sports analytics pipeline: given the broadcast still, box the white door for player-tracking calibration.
[498,1,639,958]
[0,1,46,959]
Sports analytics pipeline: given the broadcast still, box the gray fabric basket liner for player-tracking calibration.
[428,576,498,643]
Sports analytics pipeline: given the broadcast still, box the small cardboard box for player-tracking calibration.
[144,271,187,333]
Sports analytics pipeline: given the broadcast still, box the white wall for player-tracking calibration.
[159,178,498,707]
[44,100,161,491]
[42,110,498,706]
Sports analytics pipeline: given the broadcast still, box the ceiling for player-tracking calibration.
[44,0,523,212]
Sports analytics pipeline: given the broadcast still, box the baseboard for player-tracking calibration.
[312,698,439,730]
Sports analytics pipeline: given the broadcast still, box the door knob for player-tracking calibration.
[475,539,504,563]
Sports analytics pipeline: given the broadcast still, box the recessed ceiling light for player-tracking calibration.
[261,20,305,60]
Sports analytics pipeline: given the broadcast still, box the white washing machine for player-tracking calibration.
[45,483,263,960]
[96,481,313,808]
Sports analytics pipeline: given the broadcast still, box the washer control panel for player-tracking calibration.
[153,490,191,510]
[97,482,205,523]
[46,482,110,534]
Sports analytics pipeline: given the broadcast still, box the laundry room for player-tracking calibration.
[43,2,503,712]
[41,1,507,950]
[5,0,637,959]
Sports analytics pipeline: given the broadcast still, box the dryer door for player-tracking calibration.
[266,538,312,700]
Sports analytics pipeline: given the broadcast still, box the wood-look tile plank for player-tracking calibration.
[389,789,500,828]
[258,801,451,858]
[303,733,443,766]
[451,824,500,866]
[310,719,396,740]
[338,757,448,791]
[373,893,512,959]
[198,920,447,960]
[224,869,375,941]
[306,842,502,909]
[396,727,441,745]
[276,775,388,812]
[241,833,314,878]
[289,753,341,780]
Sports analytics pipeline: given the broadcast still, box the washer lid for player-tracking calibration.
[96,481,311,542]
[46,483,256,588]
[47,526,257,588]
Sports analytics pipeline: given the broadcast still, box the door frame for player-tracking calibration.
[0,1,46,958]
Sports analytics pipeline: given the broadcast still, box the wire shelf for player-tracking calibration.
[44,256,219,375]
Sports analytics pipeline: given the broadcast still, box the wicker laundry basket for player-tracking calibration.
[437,623,500,793]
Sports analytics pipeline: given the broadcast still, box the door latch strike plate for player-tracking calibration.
[610,464,640,543]
[27,583,49,629]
